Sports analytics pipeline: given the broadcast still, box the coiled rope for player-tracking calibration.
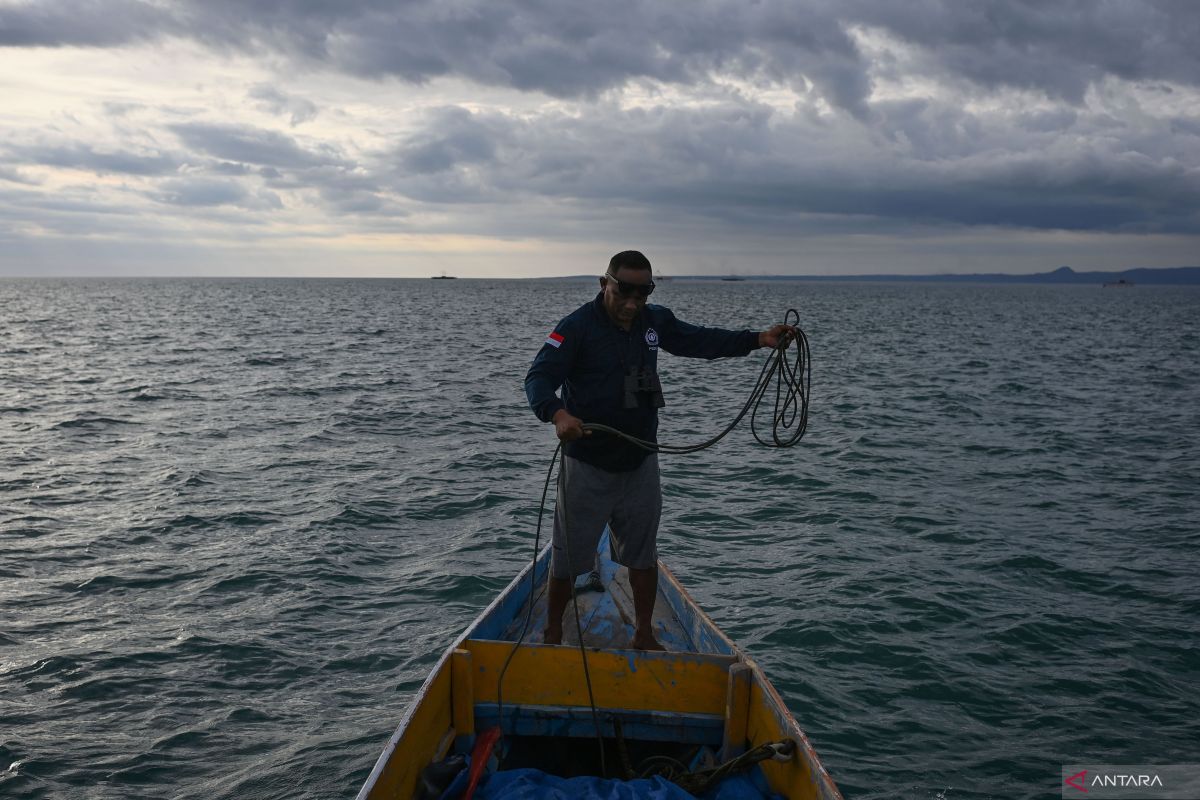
[497,310,810,782]
[585,308,810,451]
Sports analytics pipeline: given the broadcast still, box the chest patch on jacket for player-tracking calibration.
[644,327,659,350]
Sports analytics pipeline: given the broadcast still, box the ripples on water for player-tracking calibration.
[1,278,1197,799]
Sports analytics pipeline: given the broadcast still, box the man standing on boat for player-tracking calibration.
[525,250,795,650]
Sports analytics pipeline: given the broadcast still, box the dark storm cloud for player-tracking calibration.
[27,196,132,216]
[0,0,170,47]
[2,133,340,190]
[4,0,1200,248]
[7,143,180,176]
[397,107,503,176]
[312,171,397,216]
[385,102,1200,235]
[847,0,1200,103]
[247,85,319,126]
[154,177,282,209]
[319,1,871,111]
[0,183,273,244]
[208,161,254,176]
[168,122,344,169]
[154,178,244,207]
[9,1,1198,110]
[1172,118,1200,138]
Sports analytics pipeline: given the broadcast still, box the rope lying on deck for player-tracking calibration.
[635,740,797,795]
[497,311,811,781]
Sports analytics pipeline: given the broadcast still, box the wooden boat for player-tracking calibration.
[356,530,843,799]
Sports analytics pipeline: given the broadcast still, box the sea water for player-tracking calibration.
[2,278,1197,799]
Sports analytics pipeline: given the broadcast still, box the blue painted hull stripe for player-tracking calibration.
[473,703,724,746]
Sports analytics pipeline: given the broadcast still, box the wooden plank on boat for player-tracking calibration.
[560,581,621,648]
[604,565,696,651]
[498,576,615,646]
[451,649,474,744]
[565,553,635,648]
[462,639,735,716]
[720,661,752,760]
[495,560,696,651]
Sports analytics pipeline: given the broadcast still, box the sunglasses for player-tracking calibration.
[604,272,656,299]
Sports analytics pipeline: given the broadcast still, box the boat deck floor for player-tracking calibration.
[497,537,700,652]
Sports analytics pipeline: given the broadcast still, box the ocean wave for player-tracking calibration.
[48,415,140,430]
[244,355,298,366]
[404,490,520,521]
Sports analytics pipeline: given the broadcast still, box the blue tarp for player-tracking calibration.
[441,765,783,800]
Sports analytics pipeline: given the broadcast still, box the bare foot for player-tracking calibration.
[543,626,563,646]
[632,631,666,651]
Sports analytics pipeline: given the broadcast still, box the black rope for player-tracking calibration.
[494,443,557,731]
[495,443,609,777]
[583,309,809,452]
[494,312,810,781]
[559,455,609,777]
[640,740,798,795]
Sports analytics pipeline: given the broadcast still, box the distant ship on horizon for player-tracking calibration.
[431,273,457,280]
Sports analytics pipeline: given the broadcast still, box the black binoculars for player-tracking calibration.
[623,367,665,410]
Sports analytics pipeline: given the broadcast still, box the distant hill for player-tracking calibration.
[676,266,1200,284]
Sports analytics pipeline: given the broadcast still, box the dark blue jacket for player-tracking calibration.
[525,293,760,472]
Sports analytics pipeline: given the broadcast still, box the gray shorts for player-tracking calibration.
[551,454,661,579]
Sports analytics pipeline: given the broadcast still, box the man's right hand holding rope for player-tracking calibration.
[552,408,588,443]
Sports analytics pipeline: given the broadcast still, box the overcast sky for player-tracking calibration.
[2,0,1198,277]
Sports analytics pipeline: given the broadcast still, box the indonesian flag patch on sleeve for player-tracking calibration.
[545,331,565,348]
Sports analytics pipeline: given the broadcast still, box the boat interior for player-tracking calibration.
[358,531,840,799]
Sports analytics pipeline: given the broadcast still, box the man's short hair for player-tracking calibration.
[608,250,652,275]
